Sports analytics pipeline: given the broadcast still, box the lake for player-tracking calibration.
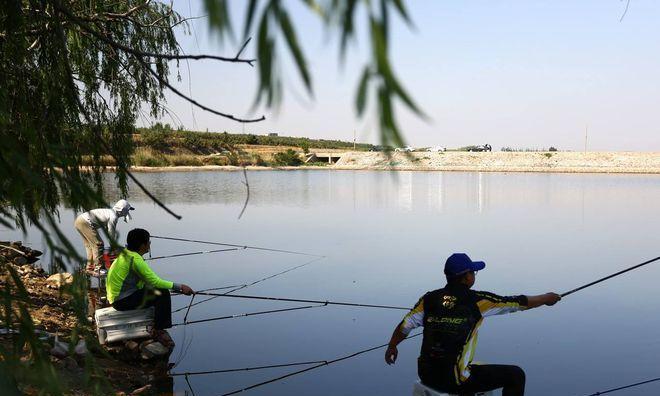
[2,170,659,396]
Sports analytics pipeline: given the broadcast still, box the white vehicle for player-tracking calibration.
[427,146,446,152]
[395,146,414,152]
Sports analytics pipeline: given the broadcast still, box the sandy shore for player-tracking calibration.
[125,152,660,174]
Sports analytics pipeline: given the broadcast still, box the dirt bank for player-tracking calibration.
[333,151,660,174]
[122,151,660,174]
[0,242,170,395]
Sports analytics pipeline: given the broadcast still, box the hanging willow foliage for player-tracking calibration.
[0,0,420,392]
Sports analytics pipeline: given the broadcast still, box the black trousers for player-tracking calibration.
[112,288,172,330]
[419,362,526,396]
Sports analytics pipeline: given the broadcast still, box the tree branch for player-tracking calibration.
[55,2,256,65]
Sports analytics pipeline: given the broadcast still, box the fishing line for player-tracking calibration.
[193,292,412,311]
[147,247,244,261]
[151,235,325,258]
[580,375,660,395]
[171,360,328,377]
[173,303,327,327]
[218,332,422,396]
[561,256,660,298]
[171,256,326,314]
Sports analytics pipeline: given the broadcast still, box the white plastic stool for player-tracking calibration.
[413,380,494,396]
[95,306,154,344]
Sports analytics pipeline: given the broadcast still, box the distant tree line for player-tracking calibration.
[137,124,374,152]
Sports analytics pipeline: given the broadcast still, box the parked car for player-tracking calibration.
[467,144,492,152]
[394,146,414,152]
[427,146,446,152]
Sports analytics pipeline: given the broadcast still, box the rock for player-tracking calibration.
[63,356,83,375]
[50,335,70,358]
[46,273,73,288]
[130,385,152,395]
[10,241,22,248]
[12,256,27,266]
[74,339,88,356]
[125,340,139,351]
[140,341,169,359]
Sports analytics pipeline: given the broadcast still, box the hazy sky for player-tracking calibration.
[150,1,660,151]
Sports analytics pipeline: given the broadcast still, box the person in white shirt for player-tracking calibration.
[74,199,134,271]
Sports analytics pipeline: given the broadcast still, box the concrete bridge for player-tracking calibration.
[305,152,343,164]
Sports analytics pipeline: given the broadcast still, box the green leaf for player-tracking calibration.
[339,0,358,61]
[355,67,371,116]
[276,8,312,92]
[391,0,412,25]
[243,0,259,39]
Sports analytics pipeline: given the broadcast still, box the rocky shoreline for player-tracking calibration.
[0,242,173,395]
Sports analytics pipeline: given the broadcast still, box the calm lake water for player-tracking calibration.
[2,170,660,396]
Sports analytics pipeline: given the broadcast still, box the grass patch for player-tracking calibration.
[132,148,169,166]
[169,154,203,166]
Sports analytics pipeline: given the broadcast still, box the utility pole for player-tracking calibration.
[584,124,588,153]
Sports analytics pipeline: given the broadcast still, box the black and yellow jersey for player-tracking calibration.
[398,284,528,385]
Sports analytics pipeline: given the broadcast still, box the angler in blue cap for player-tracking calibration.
[385,253,560,396]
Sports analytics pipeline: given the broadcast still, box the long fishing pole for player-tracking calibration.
[171,360,328,377]
[151,235,324,258]
[147,247,244,261]
[580,376,660,396]
[171,256,326,314]
[193,291,412,311]
[561,256,660,298]
[218,332,422,396]
[172,303,327,327]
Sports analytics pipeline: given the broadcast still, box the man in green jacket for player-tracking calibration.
[107,228,193,346]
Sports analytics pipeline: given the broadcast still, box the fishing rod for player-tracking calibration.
[218,332,422,396]
[193,291,412,311]
[170,360,327,377]
[171,256,326,314]
[151,235,325,258]
[561,256,660,298]
[580,375,660,396]
[147,247,244,261]
[172,303,327,327]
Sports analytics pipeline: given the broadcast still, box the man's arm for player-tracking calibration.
[385,296,424,365]
[385,326,407,365]
[524,293,561,309]
[476,291,560,316]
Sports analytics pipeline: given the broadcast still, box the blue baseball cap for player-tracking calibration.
[444,253,486,276]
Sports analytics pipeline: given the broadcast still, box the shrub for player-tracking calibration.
[549,146,558,152]
[132,148,169,166]
[141,126,171,151]
[182,131,206,151]
[204,155,230,166]
[300,140,310,154]
[273,149,303,166]
[252,154,268,166]
[543,152,553,158]
[169,155,203,166]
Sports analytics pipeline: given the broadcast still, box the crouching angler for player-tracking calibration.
[385,253,560,396]
[74,199,134,272]
[106,228,194,347]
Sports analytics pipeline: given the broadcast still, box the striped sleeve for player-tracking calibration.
[397,296,425,335]
[475,291,528,317]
